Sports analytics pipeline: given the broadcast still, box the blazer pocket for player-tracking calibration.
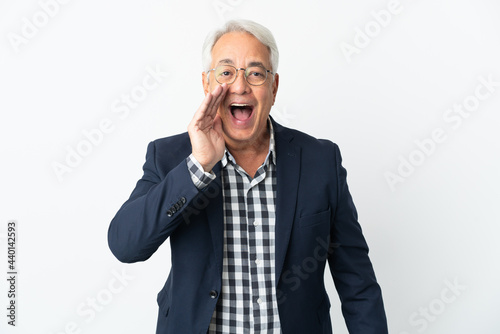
[299,208,331,228]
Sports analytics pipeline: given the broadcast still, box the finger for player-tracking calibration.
[213,113,222,133]
[211,83,225,101]
[191,84,227,132]
[190,93,212,129]
[189,94,213,131]
[197,91,213,117]
[204,84,221,113]
[207,84,227,117]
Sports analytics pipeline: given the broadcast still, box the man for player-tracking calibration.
[108,20,388,334]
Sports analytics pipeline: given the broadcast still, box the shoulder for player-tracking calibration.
[152,131,190,147]
[149,132,191,154]
[272,119,344,174]
[272,118,339,154]
[145,132,192,171]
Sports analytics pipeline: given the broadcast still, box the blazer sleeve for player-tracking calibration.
[328,143,388,334]
[107,140,201,263]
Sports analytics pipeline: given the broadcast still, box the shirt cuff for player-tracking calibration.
[186,154,216,189]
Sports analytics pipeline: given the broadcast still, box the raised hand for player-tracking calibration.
[188,83,228,172]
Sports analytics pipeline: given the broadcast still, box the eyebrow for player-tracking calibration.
[217,59,234,65]
[216,59,267,68]
[248,61,266,68]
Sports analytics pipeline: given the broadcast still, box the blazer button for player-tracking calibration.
[209,290,218,299]
[180,197,186,204]
[166,210,173,217]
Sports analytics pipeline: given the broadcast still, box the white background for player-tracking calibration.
[1,0,500,333]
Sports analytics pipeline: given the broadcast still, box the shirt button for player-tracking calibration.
[257,298,262,304]
[255,259,261,265]
[253,220,260,226]
[209,290,218,299]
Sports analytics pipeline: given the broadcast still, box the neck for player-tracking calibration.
[226,132,269,156]
[224,127,271,178]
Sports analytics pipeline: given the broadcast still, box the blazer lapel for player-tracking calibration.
[273,121,301,284]
[205,161,224,276]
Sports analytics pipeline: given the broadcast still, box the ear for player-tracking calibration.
[271,73,279,105]
[202,71,209,95]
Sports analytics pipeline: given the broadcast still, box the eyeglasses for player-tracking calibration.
[207,64,274,86]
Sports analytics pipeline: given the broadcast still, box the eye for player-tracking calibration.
[220,71,232,77]
[249,71,264,77]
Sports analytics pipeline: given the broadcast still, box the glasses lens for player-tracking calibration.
[245,67,267,85]
[215,65,236,84]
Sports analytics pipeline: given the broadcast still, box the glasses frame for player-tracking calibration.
[207,64,274,86]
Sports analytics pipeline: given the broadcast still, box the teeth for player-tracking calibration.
[231,103,249,107]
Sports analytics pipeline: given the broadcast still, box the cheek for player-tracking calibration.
[217,105,226,117]
[256,91,274,112]
[208,81,216,93]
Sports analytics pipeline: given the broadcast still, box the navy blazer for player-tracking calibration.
[108,118,388,334]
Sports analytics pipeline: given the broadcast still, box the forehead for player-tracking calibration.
[211,32,270,67]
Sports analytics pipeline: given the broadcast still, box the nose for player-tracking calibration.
[229,68,251,94]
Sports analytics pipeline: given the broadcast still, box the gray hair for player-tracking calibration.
[202,19,279,73]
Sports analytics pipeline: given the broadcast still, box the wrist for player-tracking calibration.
[191,154,214,173]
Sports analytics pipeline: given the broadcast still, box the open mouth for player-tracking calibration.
[230,103,254,121]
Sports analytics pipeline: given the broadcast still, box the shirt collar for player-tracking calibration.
[221,117,276,167]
